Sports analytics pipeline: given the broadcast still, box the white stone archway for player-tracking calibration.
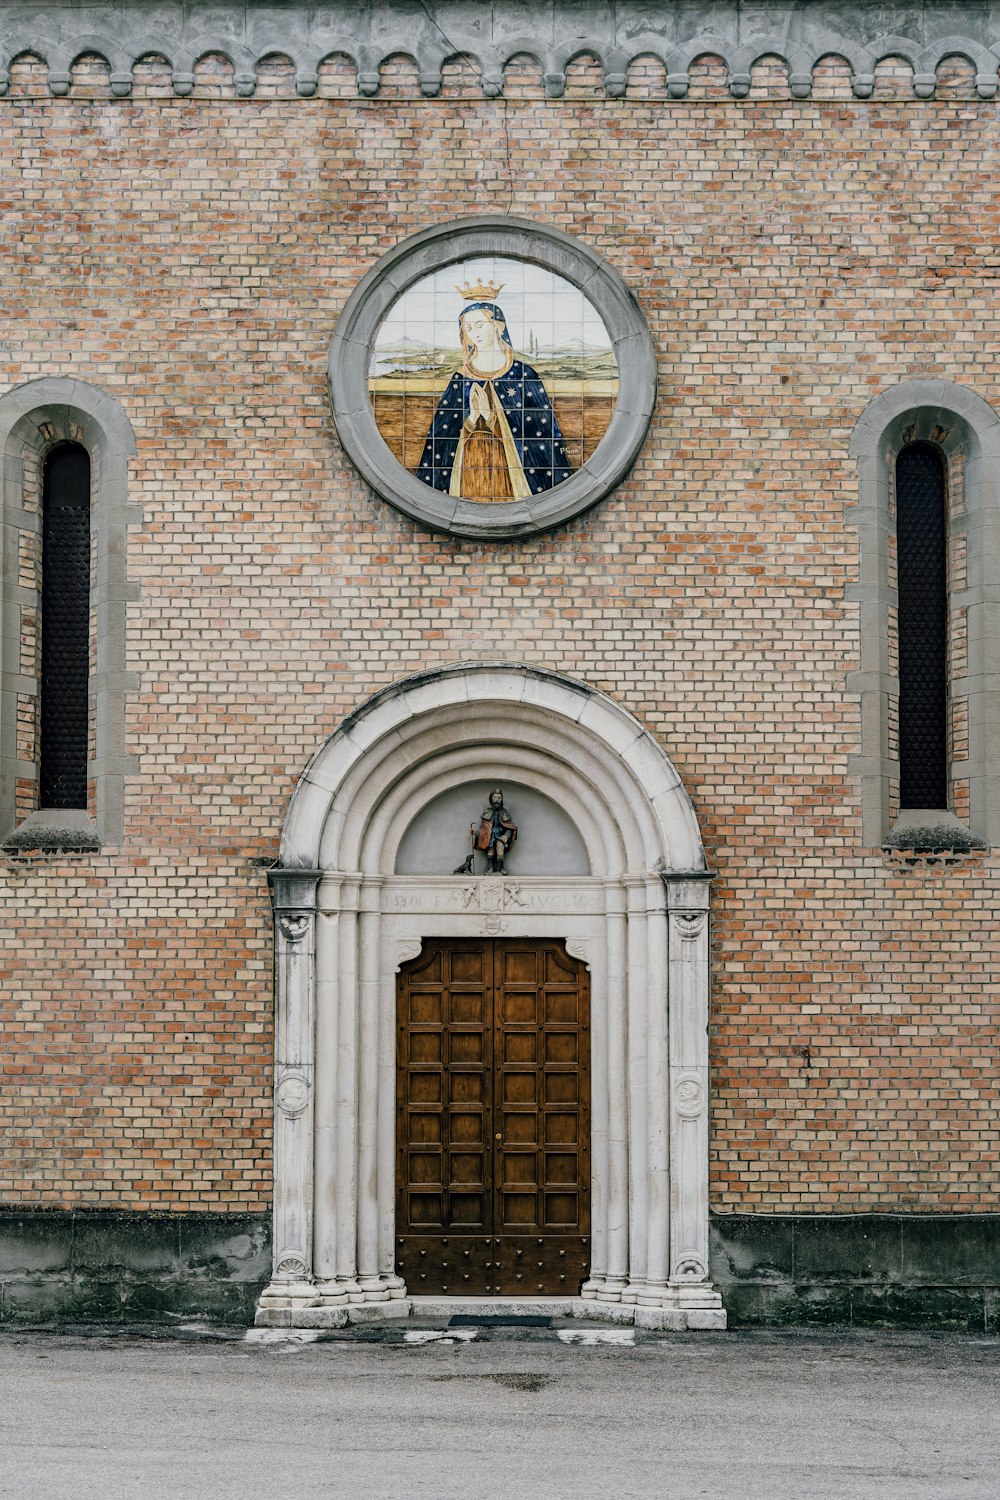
[256,666,726,1329]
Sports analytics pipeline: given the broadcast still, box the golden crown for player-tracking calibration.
[454,278,505,301]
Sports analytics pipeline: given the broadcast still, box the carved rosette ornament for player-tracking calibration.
[673,1253,708,1281]
[278,912,311,942]
[674,911,707,940]
[674,1075,705,1118]
[275,1071,310,1119]
[275,1255,309,1279]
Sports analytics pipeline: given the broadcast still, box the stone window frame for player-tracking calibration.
[328,216,656,541]
[848,379,1000,849]
[0,378,140,850]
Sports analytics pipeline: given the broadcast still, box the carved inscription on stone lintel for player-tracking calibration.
[382,882,600,915]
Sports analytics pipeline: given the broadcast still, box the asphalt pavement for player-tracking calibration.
[1,1324,997,1499]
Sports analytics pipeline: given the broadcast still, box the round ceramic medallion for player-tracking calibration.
[329,218,655,540]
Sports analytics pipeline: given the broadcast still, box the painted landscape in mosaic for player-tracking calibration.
[370,258,619,503]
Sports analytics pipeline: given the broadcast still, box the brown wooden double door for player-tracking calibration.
[396,938,590,1296]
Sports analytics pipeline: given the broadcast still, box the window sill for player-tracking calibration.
[2,808,101,854]
[882,809,987,856]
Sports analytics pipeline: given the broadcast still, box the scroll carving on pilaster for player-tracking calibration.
[564,937,592,970]
[673,1252,708,1281]
[394,938,423,972]
[674,911,707,940]
[278,912,311,943]
[275,1070,310,1119]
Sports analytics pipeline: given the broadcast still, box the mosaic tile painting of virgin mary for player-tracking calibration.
[415,282,572,502]
[369,258,619,505]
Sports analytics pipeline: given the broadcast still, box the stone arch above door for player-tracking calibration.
[257,665,726,1330]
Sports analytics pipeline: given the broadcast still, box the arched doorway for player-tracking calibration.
[256,665,725,1329]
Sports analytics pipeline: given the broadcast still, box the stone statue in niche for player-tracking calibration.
[453,787,518,875]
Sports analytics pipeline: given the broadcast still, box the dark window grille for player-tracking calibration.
[896,442,947,809]
[39,443,91,809]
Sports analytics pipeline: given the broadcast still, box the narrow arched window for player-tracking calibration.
[39,443,91,809]
[896,442,947,810]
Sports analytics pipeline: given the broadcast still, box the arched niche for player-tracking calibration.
[257,665,725,1331]
[394,779,591,877]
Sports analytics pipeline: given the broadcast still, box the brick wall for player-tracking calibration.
[1,56,998,1215]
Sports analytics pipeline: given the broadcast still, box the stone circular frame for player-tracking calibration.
[329,217,656,540]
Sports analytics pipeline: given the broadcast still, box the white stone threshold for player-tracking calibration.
[253,1295,725,1332]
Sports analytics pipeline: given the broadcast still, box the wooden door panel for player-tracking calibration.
[396,937,589,1296]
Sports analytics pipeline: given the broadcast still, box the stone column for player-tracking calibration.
[639,875,670,1306]
[600,884,629,1300]
[334,876,364,1301]
[661,870,726,1328]
[578,926,608,1302]
[357,879,390,1299]
[622,878,648,1303]
[378,944,407,1298]
[312,887,347,1304]
[256,868,322,1314]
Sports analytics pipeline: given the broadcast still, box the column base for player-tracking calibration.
[335,1276,367,1304]
[255,1279,322,1314]
[634,1282,670,1307]
[254,1305,350,1330]
[571,1282,728,1331]
[570,1297,636,1325]
[346,1298,414,1323]
[312,1279,351,1306]
[358,1272,398,1302]
[254,1299,415,1329]
[664,1278,728,1313]
[590,1275,629,1303]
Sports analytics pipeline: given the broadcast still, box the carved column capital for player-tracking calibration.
[660,868,715,907]
[268,867,322,914]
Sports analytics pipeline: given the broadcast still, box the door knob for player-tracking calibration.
[495,1133,502,1141]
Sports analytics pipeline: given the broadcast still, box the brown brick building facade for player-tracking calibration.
[1,1,998,1327]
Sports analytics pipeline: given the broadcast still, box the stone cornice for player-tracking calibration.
[0,1,998,100]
